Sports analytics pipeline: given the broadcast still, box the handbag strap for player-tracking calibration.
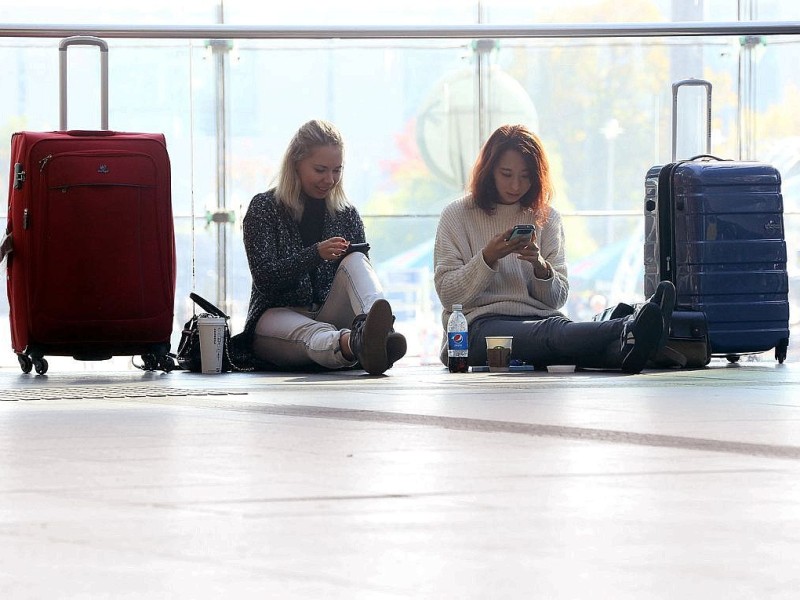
[222,328,254,372]
[190,292,229,319]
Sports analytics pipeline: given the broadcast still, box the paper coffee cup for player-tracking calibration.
[485,336,513,372]
[197,315,226,374]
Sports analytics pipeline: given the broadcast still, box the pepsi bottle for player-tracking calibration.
[447,304,469,373]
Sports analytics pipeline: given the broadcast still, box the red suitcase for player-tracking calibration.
[4,36,176,374]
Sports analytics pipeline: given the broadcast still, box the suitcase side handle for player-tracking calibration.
[62,130,117,137]
[0,231,12,264]
[671,78,712,161]
[59,36,109,131]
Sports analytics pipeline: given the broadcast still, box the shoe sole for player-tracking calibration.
[621,302,663,374]
[386,332,407,367]
[359,299,393,375]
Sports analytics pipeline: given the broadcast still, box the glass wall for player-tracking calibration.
[1,1,799,369]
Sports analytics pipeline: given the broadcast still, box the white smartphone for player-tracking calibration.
[506,224,535,242]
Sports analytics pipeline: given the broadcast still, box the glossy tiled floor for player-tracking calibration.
[1,359,799,599]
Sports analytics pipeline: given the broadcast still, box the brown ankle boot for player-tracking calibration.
[349,299,393,375]
[386,331,407,367]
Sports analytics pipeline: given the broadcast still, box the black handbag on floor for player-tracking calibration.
[176,292,251,372]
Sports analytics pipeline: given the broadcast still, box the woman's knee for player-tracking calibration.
[339,250,370,270]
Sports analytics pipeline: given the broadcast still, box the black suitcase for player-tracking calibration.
[643,79,789,365]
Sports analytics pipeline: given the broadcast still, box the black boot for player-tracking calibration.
[619,302,663,374]
[350,299,393,375]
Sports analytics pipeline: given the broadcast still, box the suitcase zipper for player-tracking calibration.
[39,151,158,192]
[51,183,153,193]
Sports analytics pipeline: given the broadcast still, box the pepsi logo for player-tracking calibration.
[452,334,463,343]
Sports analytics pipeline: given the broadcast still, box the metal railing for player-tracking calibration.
[1,21,800,40]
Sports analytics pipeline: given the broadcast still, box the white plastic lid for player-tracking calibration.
[452,304,462,311]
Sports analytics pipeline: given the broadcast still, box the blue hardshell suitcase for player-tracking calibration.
[644,79,789,364]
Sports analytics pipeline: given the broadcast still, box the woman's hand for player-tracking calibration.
[482,227,530,268]
[482,227,551,278]
[514,236,552,278]
[317,237,349,261]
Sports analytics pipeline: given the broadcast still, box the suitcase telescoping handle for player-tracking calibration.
[671,78,712,161]
[59,35,109,131]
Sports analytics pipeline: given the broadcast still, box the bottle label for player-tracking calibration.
[447,331,469,356]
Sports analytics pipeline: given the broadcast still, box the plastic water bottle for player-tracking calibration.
[447,303,469,373]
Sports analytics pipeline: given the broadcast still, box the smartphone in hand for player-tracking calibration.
[506,224,536,242]
[344,242,370,256]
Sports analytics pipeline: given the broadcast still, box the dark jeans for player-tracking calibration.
[469,314,625,369]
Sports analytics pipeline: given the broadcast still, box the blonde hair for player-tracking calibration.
[274,119,349,220]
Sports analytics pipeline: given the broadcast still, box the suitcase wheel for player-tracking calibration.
[140,354,159,371]
[159,355,176,372]
[726,354,740,364]
[18,354,49,375]
[17,354,33,374]
[776,338,789,364]
[137,353,175,373]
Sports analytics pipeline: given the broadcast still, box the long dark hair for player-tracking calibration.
[468,124,553,225]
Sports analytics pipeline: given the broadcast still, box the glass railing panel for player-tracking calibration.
[1,22,799,367]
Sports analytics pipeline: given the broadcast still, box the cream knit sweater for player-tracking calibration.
[434,195,569,330]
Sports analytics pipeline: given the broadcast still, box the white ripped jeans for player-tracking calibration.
[252,252,385,369]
